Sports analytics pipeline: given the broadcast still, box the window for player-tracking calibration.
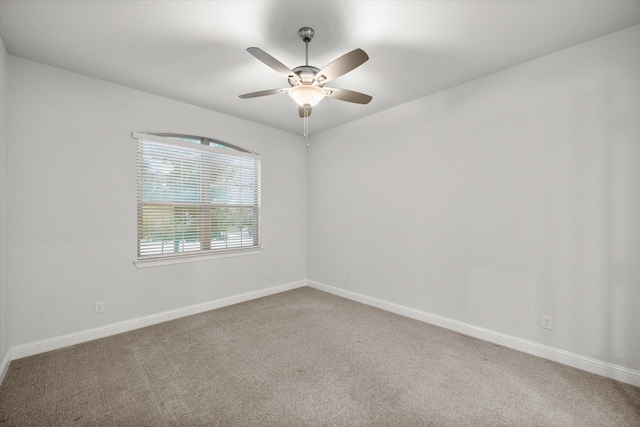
[133,132,261,262]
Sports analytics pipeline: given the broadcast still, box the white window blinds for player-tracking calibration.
[134,132,261,261]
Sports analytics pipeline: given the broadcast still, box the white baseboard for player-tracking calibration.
[11,280,306,361]
[307,280,640,388]
[7,279,640,389]
[0,348,11,385]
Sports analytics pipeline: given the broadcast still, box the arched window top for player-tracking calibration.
[148,133,256,154]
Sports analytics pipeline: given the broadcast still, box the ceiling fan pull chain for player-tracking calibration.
[303,106,309,148]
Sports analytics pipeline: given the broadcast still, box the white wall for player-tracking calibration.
[308,26,640,371]
[6,56,307,347]
[0,34,9,371]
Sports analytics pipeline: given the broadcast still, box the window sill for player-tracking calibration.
[134,248,263,268]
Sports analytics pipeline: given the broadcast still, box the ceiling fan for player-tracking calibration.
[239,27,372,118]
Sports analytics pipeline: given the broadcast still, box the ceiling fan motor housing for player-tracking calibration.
[289,65,321,86]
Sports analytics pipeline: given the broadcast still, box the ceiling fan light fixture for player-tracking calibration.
[240,26,371,121]
[289,84,325,107]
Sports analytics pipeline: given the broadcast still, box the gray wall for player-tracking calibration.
[0,34,9,373]
[6,56,307,347]
[308,26,640,371]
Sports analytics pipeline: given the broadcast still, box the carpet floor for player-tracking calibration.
[1,287,639,426]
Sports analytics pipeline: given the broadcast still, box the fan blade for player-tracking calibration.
[247,47,301,84]
[324,87,372,104]
[299,105,313,118]
[239,88,288,99]
[314,48,369,84]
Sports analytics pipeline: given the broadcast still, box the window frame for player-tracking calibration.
[133,132,262,267]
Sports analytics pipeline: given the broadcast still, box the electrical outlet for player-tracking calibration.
[542,315,553,330]
[335,270,341,280]
[266,270,271,279]
[94,301,104,314]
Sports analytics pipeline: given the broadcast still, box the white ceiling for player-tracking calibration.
[1,1,639,135]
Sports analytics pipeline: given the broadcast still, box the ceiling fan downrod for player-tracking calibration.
[299,27,314,66]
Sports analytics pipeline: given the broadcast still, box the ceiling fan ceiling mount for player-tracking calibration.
[239,27,372,118]
[298,27,315,43]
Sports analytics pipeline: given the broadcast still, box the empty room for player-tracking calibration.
[0,1,639,425]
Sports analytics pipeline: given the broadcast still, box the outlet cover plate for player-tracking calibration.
[94,301,104,314]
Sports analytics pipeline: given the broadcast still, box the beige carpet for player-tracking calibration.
[1,287,638,426]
